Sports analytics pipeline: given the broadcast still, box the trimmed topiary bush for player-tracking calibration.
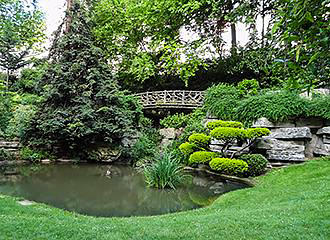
[239,154,268,177]
[245,128,271,138]
[210,127,246,141]
[207,120,243,130]
[188,133,211,148]
[179,142,197,156]
[189,151,218,165]
[209,158,248,176]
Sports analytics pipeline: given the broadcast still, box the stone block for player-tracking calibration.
[266,148,305,161]
[316,127,330,135]
[296,117,323,128]
[269,127,312,140]
[252,117,295,128]
[314,138,330,156]
[323,136,330,144]
[159,128,176,139]
[305,134,319,158]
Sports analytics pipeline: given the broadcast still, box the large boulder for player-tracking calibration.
[159,128,176,139]
[269,127,312,140]
[314,138,330,156]
[317,127,330,135]
[252,117,295,128]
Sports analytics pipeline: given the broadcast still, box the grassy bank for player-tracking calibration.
[0,159,329,240]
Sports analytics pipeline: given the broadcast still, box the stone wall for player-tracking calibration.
[204,116,330,166]
[0,139,20,156]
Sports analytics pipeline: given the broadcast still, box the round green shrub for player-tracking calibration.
[179,142,197,155]
[210,127,246,141]
[189,151,218,165]
[188,133,211,147]
[207,120,244,130]
[239,154,268,177]
[245,128,271,139]
[209,158,248,176]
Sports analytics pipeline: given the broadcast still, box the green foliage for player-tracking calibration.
[144,152,186,189]
[0,0,45,88]
[19,147,51,162]
[210,127,246,142]
[179,142,197,156]
[237,79,259,97]
[188,133,210,148]
[207,120,243,130]
[236,91,309,124]
[5,104,36,139]
[0,148,16,161]
[188,151,217,165]
[245,128,271,139]
[160,113,189,129]
[239,154,268,177]
[307,95,330,120]
[209,158,248,177]
[130,128,160,163]
[22,3,143,157]
[204,84,241,120]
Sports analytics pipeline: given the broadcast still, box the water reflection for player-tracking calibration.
[0,164,246,217]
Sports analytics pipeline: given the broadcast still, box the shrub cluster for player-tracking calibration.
[189,151,218,165]
[188,133,211,148]
[209,158,248,176]
[178,142,197,156]
[210,127,246,141]
[207,120,243,130]
[204,84,330,125]
[160,113,190,129]
[239,154,268,177]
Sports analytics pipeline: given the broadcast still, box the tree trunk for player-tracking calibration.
[231,23,237,49]
[65,0,74,33]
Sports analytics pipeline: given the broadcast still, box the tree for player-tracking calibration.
[0,0,45,90]
[23,1,143,158]
[272,0,330,90]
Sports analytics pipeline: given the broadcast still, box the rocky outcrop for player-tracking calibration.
[253,118,330,163]
[159,128,184,148]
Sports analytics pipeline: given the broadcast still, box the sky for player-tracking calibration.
[38,1,262,51]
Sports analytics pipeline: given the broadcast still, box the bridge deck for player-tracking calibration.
[135,90,204,109]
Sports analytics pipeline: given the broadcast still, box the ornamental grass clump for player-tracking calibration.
[144,153,186,189]
[209,158,248,176]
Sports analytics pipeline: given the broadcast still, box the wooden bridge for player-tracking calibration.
[135,90,205,109]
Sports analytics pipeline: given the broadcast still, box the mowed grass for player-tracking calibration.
[0,159,329,240]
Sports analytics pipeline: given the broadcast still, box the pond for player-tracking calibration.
[0,164,247,217]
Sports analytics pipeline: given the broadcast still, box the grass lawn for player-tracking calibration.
[0,159,329,240]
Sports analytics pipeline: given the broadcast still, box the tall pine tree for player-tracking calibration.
[23,2,142,158]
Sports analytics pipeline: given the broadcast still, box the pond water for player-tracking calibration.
[0,164,247,217]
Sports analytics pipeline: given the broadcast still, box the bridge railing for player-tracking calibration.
[135,90,205,109]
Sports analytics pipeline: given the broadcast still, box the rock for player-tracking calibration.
[209,182,225,194]
[323,136,330,144]
[317,127,330,135]
[314,138,330,156]
[256,138,304,150]
[192,176,209,187]
[296,117,324,128]
[258,139,306,161]
[269,127,312,139]
[305,134,319,158]
[300,88,330,99]
[267,149,305,161]
[159,128,176,139]
[18,200,35,206]
[88,147,121,162]
[252,117,295,128]
[252,117,275,128]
